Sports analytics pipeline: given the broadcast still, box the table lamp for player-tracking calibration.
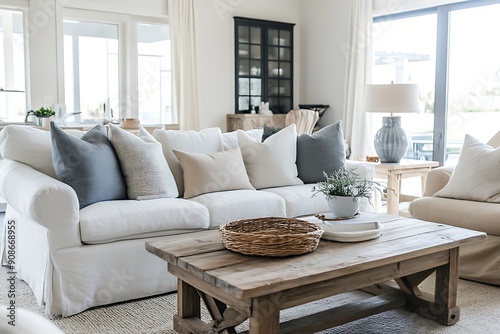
[364,83,420,163]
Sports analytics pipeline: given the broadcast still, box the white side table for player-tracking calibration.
[369,159,439,216]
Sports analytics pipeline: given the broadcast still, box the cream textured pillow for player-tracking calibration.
[152,127,223,196]
[173,147,255,198]
[237,124,303,189]
[108,124,178,200]
[434,134,500,203]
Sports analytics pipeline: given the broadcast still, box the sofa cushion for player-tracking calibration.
[222,129,263,150]
[153,127,223,196]
[173,147,254,198]
[237,124,303,189]
[108,124,178,200]
[296,121,346,183]
[188,189,286,228]
[79,198,210,244]
[262,184,329,217]
[0,124,85,179]
[434,135,500,203]
[409,196,500,236]
[50,123,127,209]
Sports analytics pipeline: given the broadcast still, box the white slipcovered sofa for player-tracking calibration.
[0,122,372,316]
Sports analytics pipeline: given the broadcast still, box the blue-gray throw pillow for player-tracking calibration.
[261,124,282,142]
[50,122,127,208]
[296,120,346,184]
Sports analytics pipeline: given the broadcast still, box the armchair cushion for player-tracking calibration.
[434,135,500,203]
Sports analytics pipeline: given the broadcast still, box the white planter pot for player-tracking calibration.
[327,196,360,218]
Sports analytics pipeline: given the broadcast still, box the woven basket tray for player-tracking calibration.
[219,217,324,257]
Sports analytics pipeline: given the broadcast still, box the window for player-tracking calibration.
[372,13,437,161]
[0,8,26,122]
[64,20,119,122]
[373,0,500,165]
[63,10,171,124]
[137,23,171,124]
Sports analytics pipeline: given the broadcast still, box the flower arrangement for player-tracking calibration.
[312,166,387,203]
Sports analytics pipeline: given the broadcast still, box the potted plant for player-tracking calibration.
[25,107,55,127]
[312,166,387,218]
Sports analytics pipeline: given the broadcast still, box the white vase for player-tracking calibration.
[327,196,360,218]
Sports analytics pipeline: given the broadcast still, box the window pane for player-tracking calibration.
[64,21,119,122]
[372,14,437,160]
[0,10,26,122]
[447,3,500,162]
[137,23,171,124]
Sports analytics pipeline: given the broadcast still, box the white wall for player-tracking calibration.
[298,0,350,127]
[194,0,300,131]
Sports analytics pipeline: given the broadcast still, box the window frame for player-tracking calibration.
[60,8,171,124]
[373,0,500,165]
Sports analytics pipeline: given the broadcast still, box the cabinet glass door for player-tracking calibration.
[267,29,292,113]
[234,17,294,114]
[237,25,262,112]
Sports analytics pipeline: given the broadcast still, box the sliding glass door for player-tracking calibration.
[373,0,500,165]
[445,3,500,164]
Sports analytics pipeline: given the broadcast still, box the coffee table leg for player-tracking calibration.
[404,248,460,325]
[174,278,200,333]
[249,295,280,334]
[433,247,460,325]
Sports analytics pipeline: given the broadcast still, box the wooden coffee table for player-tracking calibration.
[146,216,486,334]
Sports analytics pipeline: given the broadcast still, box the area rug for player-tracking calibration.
[1,265,499,334]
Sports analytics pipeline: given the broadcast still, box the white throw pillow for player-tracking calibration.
[0,124,85,179]
[108,124,178,200]
[153,127,224,196]
[237,124,303,189]
[222,128,263,150]
[487,130,500,148]
[434,134,500,203]
[173,146,255,198]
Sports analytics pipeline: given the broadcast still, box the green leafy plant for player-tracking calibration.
[32,106,55,117]
[312,166,388,204]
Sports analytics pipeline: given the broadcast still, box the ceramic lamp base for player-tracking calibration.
[374,116,408,163]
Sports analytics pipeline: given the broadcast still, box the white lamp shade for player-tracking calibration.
[365,84,420,113]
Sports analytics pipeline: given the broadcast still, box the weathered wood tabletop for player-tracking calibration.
[146,216,486,334]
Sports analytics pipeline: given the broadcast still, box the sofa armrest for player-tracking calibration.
[0,160,79,230]
[423,166,454,197]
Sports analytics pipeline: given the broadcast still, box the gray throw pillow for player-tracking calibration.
[261,124,282,142]
[50,122,127,209]
[108,124,178,200]
[296,120,346,184]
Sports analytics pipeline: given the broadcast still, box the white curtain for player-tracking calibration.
[168,0,200,130]
[342,0,374,161]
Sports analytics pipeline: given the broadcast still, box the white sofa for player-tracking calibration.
[0,123,372,316]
